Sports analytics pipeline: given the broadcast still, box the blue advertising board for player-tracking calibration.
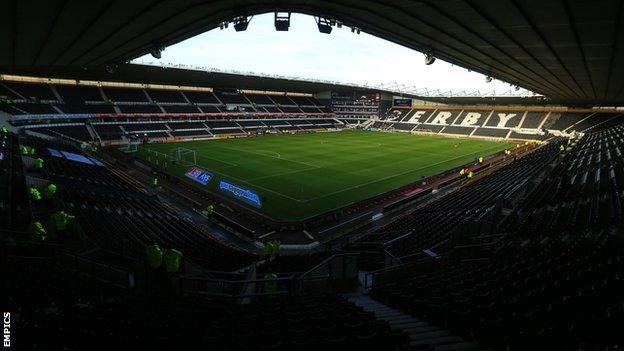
[185,166,213,185]
[219,180,262,208]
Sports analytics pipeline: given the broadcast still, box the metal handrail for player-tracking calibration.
[298,252,360,279]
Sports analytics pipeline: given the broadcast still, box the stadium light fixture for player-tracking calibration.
[233,16,253,32]
[150,45,164,59]
[424,53,436,65]
[315,17,333,34]
[274,12,291,31]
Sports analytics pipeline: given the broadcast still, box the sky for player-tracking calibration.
[133,13,532,96]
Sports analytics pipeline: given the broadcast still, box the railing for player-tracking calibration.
[363,255,449,290]
[60,252,136,287]
[174,252,361,298]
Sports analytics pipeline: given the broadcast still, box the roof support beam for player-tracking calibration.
[605,0,623,100]
[562,0,597,99]
[33,0,70,65]
[51,1,116,65]
[462,0,580,99]
[96,1,561,98]
[422,0,571,99]
[66,0,163,66]
[509,0,586,99]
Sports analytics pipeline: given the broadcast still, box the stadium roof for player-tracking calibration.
[2,0,622,105]
[1,64,385,95]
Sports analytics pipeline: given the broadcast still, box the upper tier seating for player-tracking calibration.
[270,95,296,105]
[56,85,104,103]
[0,83,23,99]
[246,94,275,104]
[3,82,57,100]
[280,106,303,113]
[103,87,148,102]
[214,91,249,105]
[6,103,58,114]
[264,106,282,113]
[198,105,221,113]
[184,91,220,104]
[146,89,186,103]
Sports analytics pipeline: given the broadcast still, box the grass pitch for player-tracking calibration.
[138,131,514,220]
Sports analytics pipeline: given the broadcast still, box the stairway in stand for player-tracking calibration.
[346,294,489,351]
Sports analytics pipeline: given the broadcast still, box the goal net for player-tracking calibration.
[120,142,139,153]
[168,147,196,166]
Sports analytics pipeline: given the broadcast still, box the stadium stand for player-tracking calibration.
[2,82,57,100]
[102,87,149,102]
[146,89,187,103]
[356,142,560,261]
[4,2,624,347]
[56,85,105,103]
[6,115,624,349]
[2,257,408,350]
[3,77,624,351]
[4,107,624,350]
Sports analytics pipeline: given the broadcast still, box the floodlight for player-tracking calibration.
[315,17,333,34]
[274,12,291,31]
[424,54,436,65]
[233,16,253,32]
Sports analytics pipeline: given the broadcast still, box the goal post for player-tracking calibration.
[119,142,139,153]
[168,147,197,166]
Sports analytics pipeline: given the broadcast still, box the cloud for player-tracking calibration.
[133,13,530,95]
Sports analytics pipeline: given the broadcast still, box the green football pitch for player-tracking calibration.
[137,131,514,220]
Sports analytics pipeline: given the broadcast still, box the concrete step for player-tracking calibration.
[347,294,483,351]
[410,330,450,340]
[434,342,480,351]
[404,325,438,334]
[383,317,421,327]
[410,335,464,348]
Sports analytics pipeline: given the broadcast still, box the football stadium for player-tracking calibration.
[1,1,623,350]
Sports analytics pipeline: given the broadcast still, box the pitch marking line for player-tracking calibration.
[300,143,508,203]
[194,152,239,167]
[212,145,322,169]
[247,166,319,181]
